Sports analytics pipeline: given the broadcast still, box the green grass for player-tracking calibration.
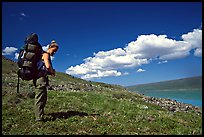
[2,56,202,135]
[2,90,202,135]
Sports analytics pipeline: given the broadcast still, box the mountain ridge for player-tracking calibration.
[126,76,202,92]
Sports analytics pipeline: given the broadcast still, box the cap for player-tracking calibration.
[50,40,58,48]
[51,40,56,43]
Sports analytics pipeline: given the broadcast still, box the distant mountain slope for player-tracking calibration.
[126,76,202,92]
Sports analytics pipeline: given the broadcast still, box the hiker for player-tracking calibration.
[34,40,59,121]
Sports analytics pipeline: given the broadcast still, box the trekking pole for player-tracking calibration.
[17,71,20,93]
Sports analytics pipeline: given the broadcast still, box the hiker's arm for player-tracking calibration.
[43,53,55,76]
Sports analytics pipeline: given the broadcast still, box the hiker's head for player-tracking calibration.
[48,40,59,56]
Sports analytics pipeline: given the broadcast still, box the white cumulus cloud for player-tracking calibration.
[124,34,192,60]
[158,60,168,64]
[81,70,122,79]
[194,48,202,57]
[20,12,27,17]
[66,48,149,79]
[182,29,202,57]
[137,68,146,72]
[66,27,202,79]
[2,47,18,55]
[18,12,28,21]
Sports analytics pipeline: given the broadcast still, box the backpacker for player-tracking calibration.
[17,33,43,93]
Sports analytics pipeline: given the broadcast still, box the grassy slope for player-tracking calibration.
[2,56,202,135]
[126,76,202,92]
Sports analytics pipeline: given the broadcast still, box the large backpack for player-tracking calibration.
[17,33,43,93]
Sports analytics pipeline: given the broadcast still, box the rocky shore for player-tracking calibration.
[140,95,202,114]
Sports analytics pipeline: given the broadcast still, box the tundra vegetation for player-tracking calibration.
[2,56,202,135]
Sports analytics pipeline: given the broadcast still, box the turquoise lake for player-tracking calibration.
[132,89,202,108]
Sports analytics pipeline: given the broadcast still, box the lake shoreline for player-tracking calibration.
[128,88,202,108]
[130,91,202,114]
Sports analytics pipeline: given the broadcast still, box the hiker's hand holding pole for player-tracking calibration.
[51,69,55,76]
[48,68,55,76]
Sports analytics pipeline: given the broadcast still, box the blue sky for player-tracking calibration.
[2,2,202,86]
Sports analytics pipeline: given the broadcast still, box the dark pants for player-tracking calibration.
[33,76,49,121]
